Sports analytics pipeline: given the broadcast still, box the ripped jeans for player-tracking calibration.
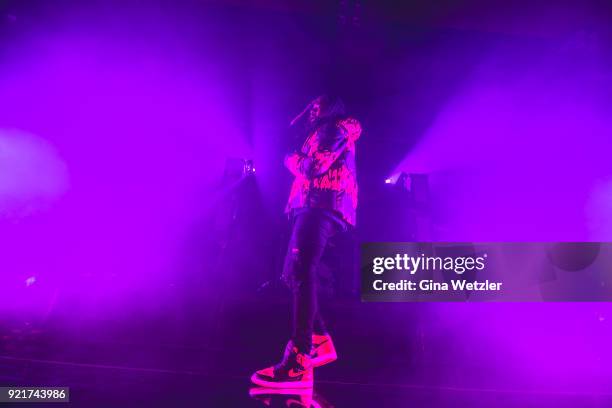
[282,208,347,352]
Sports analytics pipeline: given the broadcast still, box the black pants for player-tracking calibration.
[282,208,346,352]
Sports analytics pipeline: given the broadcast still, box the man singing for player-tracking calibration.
[251,95,362,388]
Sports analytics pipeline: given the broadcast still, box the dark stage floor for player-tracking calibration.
[2,296,611,408]
[1,354,611,408]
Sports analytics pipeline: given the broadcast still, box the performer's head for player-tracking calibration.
[308,94,346,125]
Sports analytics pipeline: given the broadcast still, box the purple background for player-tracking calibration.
[1,0,611,398]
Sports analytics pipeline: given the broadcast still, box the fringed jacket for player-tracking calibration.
[284,117,362,226]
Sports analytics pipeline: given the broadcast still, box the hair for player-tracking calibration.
[289,94,348,136]
[315,94,346,121]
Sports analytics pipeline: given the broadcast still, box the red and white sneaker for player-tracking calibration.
[251,343,314,389]
[311,333,337,368]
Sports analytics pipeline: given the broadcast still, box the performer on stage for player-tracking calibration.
[251,95,362,388]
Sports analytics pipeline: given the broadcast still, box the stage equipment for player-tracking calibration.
[223,157,256,181]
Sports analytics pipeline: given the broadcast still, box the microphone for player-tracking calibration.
[289,102,313,127]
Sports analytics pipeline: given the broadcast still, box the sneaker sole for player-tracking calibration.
[249,387,312,397]
[250,373,313,389]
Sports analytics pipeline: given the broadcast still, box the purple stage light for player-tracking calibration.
[244,159,256,176]
[393,43,612,242]
[0,129,69,218]
[0,4,252,317]
[1,1,610,400]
